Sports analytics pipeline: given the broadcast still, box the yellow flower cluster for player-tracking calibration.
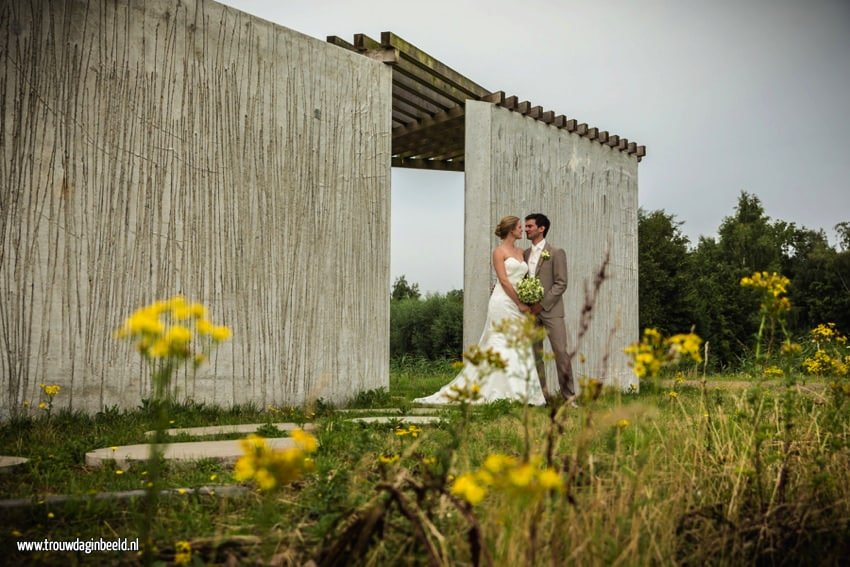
[803,349,849,377]
[811,323,847,346]
[394,425,422,438]
[740,271,791,315]
[174,541,192,565]
[378,453,400,465]
[451,453,562,506]
[624,328,703,379]
[803,323,850,377]
[115,296,231,361]
[233,430,318,491]
[463,344,507,370]
[39,384,61,397]
[762,366,784,378]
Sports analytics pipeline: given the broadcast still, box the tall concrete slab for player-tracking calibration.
[465,101,638,390]
[0,0,392,415]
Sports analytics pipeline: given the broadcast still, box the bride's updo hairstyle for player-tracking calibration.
[494,215,520,239]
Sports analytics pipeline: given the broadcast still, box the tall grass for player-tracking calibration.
[2,376,848,564]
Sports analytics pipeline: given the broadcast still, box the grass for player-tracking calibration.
[1,361,849,565]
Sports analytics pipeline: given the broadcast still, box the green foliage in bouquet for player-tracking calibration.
[516,275,544,304]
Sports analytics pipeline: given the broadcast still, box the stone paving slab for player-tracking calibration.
[144,422,316,438]
[348,415,443,425]
[0,485,248,509]
[86,438,298,468]
[336,407,447,416]
[0,456,28,473]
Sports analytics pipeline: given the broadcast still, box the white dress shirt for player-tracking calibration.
[527,239,547,275]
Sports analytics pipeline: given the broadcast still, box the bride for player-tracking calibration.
[415,216,547,406]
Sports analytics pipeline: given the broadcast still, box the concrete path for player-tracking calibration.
[336,407,447,416]
[86,438,298,468]
[143,422,316,438]
[348,415,443,425]
[0,456,28,473]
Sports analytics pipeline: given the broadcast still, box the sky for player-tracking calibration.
[221,0,850,293]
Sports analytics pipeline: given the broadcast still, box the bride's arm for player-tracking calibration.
[493,248,530,313]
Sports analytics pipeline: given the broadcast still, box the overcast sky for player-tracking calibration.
[221,0,850,292]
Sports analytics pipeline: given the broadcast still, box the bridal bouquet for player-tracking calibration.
[516,275,544,304]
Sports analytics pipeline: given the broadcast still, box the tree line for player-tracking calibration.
[391,192,850,368]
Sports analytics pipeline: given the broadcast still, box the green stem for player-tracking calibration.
[754,312,766,361]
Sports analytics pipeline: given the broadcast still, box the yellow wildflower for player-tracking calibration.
[378,454,399,465]
[210,325,232,342]
[174,540,192,565]
[537,469,563,490]
[451,474,487,505]
[38,401,48,410]
[40,384,61,397]
[616,418,630,429]
[291,429,318,453]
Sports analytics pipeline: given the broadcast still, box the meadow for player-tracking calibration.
[2,361,849,566]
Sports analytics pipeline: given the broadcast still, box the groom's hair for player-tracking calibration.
[525,213,551,237]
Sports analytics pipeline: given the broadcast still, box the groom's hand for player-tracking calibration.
[530,303,543,315]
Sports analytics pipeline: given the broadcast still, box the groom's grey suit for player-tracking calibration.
[524,243,575,400]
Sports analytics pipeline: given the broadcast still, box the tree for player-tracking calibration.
[637,209,696,333]
[391,275,420,301]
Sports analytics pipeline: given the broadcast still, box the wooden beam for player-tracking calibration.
[500,96,518,110]
[326,36,356,51]
[393,86,442,115]
[392,75,454,113]
[617,138,628,151]
[354,33,382,51]
[393,57,476,106]
[392,105,465,140]
[392,107,418,124]
[552,115,566,128]
[576,123,588,135]
[636,146,646,158]
[393,125,464,157]
[597,131,609,143]
[540,111,555,124]
[626,142,637,154]
[392,157,464,172]
[364,48,399,64]
[481,91,505,104]
[586,127,598,140]
[392,92,432,121]
[528,106,543,119]
[516,101,531,114]
[565,119,577,132]
[606,134,619,147]
[381,32,489,99]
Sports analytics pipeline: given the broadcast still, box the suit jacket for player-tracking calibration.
[524,243,567,319]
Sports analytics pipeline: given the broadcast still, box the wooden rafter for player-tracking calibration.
[329,32,647,164]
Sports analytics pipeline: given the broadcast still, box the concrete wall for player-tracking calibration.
[464,101,638,390]
[0,0,392,415]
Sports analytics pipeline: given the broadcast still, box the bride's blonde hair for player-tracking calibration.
[494,215,520,239]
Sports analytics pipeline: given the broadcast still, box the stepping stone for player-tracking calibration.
[0,456,28,474]
[336,407,448,416]
[348,415,443,425]
[86,438,298,468]
[144,422,316,438]
[0,485,248,509]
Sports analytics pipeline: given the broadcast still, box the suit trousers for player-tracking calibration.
[533,314,575,399]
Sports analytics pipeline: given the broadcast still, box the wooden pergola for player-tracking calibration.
[327,32,645,172]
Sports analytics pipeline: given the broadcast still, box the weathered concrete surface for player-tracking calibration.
[348,415,443,425]
[0,0,392,415]
[0,456,29,473]
[464,102,639,390]
[143,422,316,438]
[85,437,299,468]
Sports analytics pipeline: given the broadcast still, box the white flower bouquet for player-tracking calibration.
[516,275,544,304]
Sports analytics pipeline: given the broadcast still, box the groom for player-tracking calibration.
[523,214,576,405]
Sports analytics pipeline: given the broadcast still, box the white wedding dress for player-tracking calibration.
[414,257,546,406]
